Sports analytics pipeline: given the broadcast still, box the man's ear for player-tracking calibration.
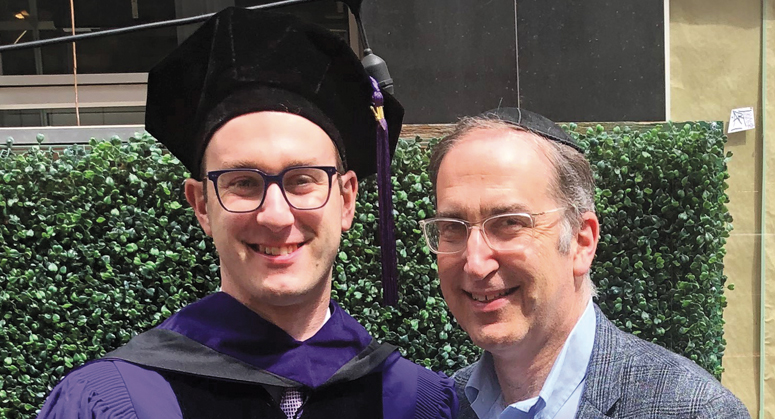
[573,211,599,278]
[339,171,358,231]
[184,178,213,237]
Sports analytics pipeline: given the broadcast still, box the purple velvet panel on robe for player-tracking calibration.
[157,292,373,389]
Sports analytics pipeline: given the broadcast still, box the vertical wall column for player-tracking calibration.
[671,0,765,416]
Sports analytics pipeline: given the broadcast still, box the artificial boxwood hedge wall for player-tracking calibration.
[577,122,732,378]
[0,122,732,418]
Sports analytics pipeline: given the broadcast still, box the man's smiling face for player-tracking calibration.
[186,111,357,316]
[434,127,580,356]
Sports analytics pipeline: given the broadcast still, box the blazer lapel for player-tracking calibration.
[574,305,625,418]
[574,401,610,419]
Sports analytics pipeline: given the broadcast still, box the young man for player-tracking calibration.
[38,8,456,419]
[421,108,748,418]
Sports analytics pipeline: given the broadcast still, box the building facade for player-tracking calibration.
[2,1,771,418]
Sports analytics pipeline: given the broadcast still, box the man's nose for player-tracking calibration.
[255,183,294,231]
[462,227,498,279]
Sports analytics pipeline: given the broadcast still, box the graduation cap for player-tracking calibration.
[146,6,401,180]
[145,6,401,306]
[481,107,584,153]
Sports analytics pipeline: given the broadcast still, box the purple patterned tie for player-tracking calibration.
[279,388,305,418]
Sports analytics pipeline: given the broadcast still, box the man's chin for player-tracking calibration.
[468,325,527,353]
[257,286,314,304]
[256,279,331,305]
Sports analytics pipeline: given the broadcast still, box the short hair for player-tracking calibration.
[429,115,597,296]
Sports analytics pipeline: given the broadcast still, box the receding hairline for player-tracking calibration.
[453,124,555,153]
[433,123,559,189]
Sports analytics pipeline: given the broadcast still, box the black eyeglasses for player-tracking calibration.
[418,208,564,254]
[207,166,339,213]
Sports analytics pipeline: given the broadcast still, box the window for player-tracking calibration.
[1,0,350,76]
[0,0,352,127]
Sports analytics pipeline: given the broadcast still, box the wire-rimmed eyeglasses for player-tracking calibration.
[418,208,565,254]
[207,166,339,213]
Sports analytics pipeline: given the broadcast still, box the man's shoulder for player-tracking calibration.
[361,352,458,419]
[37,359,181,418]
[600,317,711,374]
[595,312,719,382]
[56,358,127,383]
[54,358,155,389]
[384,355,458,417]
[586,309,749,417]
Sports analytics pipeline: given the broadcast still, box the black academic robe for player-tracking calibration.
[37,292,458,418]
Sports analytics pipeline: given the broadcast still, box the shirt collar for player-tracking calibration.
[324,305,332,323]
[464,300,596,419]
[465,351,506,419]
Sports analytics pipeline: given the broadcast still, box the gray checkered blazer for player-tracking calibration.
[453,305,750,418]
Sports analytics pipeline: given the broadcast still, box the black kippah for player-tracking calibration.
[481,108,583,153]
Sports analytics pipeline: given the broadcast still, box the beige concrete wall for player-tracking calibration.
[670,1,766,417]
[764,2,775,417]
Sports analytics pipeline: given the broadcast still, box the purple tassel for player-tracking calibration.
[369,77,398,306]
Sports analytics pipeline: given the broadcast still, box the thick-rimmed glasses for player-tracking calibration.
[419,208,565,254]
[207,166,339,213]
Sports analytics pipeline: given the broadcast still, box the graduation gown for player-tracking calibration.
[37,292,457,418]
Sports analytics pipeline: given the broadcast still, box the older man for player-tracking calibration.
[37,7,456,419]
[420,108,749,418]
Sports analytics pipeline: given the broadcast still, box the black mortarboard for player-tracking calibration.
[144,6,404,180]
[482,108,583,153]
[145,6,401,306]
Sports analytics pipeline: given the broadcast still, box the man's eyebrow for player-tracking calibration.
[435,203,532,220]
[219,159,319,171]
[486,203,532,215]
[221,161,258,170]
[434,209,465,219]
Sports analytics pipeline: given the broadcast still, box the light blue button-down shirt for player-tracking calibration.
[464,300,596,419]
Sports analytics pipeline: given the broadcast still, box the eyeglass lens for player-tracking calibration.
[424,213,534,253]
[216,167,331,211]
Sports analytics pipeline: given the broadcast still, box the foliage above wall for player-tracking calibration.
[0,122,732,418]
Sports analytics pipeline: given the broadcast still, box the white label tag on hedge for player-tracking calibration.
[727,107,755,133]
